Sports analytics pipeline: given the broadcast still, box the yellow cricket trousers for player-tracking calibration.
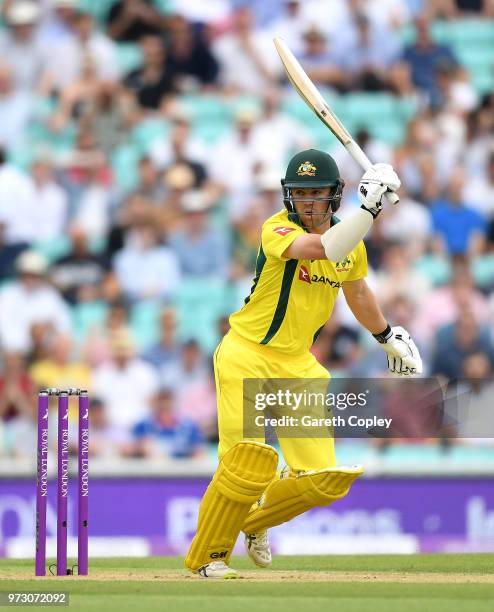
[213,329,336,471]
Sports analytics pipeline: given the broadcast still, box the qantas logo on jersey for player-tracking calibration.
[298,265,311,283]
[298,265,342,287]
[273,226,296,236]
[312,275,342,287]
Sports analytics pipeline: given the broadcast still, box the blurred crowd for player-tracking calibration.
[1,0,494,461]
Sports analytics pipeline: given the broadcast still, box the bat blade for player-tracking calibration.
[274,36,399,204]
[274,37,351,145]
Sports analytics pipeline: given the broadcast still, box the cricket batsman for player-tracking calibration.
[185,149,422,578]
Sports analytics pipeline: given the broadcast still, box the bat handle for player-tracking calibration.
[385,191,399,205]
[345,141,399,205]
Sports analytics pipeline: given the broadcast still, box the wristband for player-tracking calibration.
[372,323,392,344]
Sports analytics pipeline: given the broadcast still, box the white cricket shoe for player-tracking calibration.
[245,531,272,567]
[197,561,238,579]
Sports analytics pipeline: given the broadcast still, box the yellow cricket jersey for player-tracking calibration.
[229,209,368,355]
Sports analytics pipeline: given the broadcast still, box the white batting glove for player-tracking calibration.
[373,325,423,376]
[358,163,401,218]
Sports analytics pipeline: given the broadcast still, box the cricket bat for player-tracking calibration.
[273,37,399,205]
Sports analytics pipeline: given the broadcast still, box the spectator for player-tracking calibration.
[51,227,107,305]
[232,198,270,281]
[374,243,432,305]
[133,156,167,205]
[142,307,180,369]
[82,300,130,367]
[43,9,120,89]
[0,352,36,420]
[208,108,264,218]
[0,251,71,353]
[0,1,45,91]
[0,352,36,457]
[123,35,177,110]
[92,330,159,433]
[379,186,431,254]
[0,148,38,277]
[106,0,167,43]
[431,169,487,256]
[465,151,494,219]
[30,334,91,392]
[311,314,363,374]
[105,192,159,261]
[39,0,79,46]
[131,388,203,458]
[454,353,494,441]
[113,222,180,301]
[268,0,307,55]
[30,156,68,242]
[415,261,490,344]
[339,13,401,91]
[177,364,218,441]
[168,191,229,278]
[49,53,106,132]
[85,398,129,457]
[212,6,280,94]
[431,309,494,379]
[402,14,457,107]
[0,63,34,149]
[149,110,208,171]
[58,127,112,240]
[89,84,136,155]
[298,26,345,90]
[165,15,219,88]
[161,339,209,394]
[251,88,313,174]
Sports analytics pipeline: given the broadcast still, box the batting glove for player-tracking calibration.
[373,324,423,376]
[358,163,401,218]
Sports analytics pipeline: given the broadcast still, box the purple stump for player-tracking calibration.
[35,392,49,576]
[56,392,69,576]
[78,392,89,575]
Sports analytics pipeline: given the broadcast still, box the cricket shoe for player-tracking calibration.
[245,531,272,567]
[197,561,238,579]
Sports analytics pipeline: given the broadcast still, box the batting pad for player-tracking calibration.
[242,465,364,534]
[185,441,278,571]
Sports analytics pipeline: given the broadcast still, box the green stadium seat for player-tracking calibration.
[173,278,229,353]
[33,237,71,264]
[115,43,143,75]
[131,117,169,154]
[77,0,117,23]
[180,94,232,122]
[130,300,163,350]
[413,254,452,287]
[455,45,494,70]
[346,93,395,123]
[153,0,174,13]
[447,19,494,46]
[72,301,109,344]
[110,144,141,193]
[471,254,494,290]
[369,119,407,146]
[471,68,494,95]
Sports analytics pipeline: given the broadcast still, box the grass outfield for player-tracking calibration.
[1,555,494,612]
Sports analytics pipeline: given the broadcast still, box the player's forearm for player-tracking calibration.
[342,279,388,335]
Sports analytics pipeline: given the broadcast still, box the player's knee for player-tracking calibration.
[214,441,278,504]
[295,467,364,506]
